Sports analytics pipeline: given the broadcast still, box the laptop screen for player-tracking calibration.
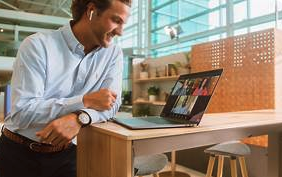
[160,69,223,124]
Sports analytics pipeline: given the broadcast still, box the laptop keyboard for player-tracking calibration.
[138,117,181,124]
[116,117,181,126]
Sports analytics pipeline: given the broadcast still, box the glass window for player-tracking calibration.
[151,38,209,58]
[250,22,275,32]
[209,34,221,41]
[116,0,145,50]
[179,0,209,19]
[118,26,138,48]
[117,0,279,65]
[250,0,275,18]
[209,10,220,29]
[221,8,227,26]
[151,0,173,9]
[151,1,178,30]
[151,28,170,45]
[209,0,226,8]
[150,0,228,47]
[234,28,248,36]
[278,0,282,11]
[234,1,247,23]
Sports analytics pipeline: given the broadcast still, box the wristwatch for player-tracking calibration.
[73,110,91,128]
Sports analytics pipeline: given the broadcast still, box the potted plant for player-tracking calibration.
[139,62,149,79]
[147,86,160,102]
[122,91,132,105]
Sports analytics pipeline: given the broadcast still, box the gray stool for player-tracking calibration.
[204,141,251,177]
[134,154,168,177]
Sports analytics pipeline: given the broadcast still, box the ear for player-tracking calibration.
[86,2,97,19]
[89,10,94,21]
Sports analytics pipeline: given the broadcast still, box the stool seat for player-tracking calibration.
[205,140,251,157]
[134,154,168,176]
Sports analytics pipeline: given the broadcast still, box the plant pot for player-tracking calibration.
[140,72,149,79]
[149,95,157,102]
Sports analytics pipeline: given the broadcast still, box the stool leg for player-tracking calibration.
[206,155,215,177]
[239,157,249,177]
[230,156,238,177]
[171,150,176,177]
[217,155,224,177]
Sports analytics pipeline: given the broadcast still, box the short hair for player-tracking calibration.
[71,0,132,22]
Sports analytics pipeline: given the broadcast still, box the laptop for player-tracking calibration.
[113,69,223,129]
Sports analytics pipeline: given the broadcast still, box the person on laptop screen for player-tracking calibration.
[171,96,189,114]
[192,77,210,96]
[172,79,189,95]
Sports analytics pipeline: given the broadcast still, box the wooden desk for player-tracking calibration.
[77,110,282,177]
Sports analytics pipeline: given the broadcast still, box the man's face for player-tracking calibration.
[90,0,130,48]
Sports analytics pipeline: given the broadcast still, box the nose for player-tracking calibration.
[114,25,123,36]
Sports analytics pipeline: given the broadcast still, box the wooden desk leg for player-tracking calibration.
[77,127,133,177]
[268,133,282,177]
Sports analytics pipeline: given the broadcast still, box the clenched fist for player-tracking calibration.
[83,88,117,111]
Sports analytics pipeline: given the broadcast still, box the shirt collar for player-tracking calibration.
[61,21,84,54]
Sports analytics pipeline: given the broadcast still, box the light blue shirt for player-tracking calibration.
[5,22,123,142]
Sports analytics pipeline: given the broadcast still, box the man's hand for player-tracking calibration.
[83,88,117,111]
[36,113,81,147]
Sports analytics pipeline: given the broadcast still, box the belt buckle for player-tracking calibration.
[29,142,42,151]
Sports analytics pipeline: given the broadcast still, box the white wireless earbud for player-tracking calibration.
[89,10,94,21]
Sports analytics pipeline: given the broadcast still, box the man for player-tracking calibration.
[172,96,189,114]
[0,0,131,177]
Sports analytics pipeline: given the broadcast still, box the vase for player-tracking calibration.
[149,95,157,102]
[140,72,149,79]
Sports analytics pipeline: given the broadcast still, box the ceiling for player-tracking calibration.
[0,0,72,56]
[0,0,72,18]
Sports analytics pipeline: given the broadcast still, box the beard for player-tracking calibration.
[98,32,115,48]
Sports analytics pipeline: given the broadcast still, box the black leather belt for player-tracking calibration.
[2,128,71,153]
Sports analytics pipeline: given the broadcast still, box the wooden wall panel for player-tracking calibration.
[191,29,277,113]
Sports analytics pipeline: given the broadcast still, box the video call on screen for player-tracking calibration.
[161,75,220,122]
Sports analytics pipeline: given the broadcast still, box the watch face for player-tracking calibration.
[79,113,90,125]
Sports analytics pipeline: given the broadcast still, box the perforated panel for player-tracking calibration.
[233,36,246,67]
[211,41,226,69]
[191,29,276,113]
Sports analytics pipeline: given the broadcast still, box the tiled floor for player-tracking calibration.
[142,162,205,177]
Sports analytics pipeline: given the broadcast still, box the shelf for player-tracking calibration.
[134,75,179,83]
[133,100,166,106]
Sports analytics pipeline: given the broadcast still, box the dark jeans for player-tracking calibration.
[0,134,76,177]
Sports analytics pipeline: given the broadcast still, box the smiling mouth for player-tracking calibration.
[106,33,114,41]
